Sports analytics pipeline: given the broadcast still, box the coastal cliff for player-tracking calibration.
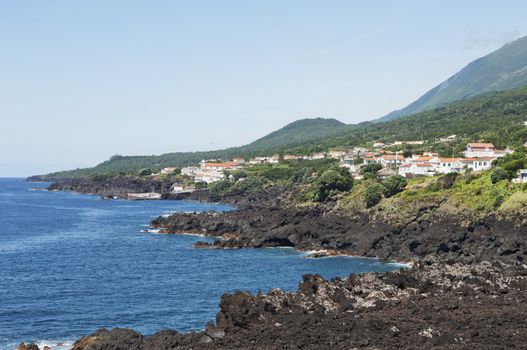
[151,198,526,265]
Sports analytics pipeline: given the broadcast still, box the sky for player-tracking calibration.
[1,1,527,176]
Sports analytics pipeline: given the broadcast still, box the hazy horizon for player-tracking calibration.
[2,1,527,177]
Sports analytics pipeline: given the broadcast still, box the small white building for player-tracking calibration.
[311,152,326,160]
[160,167,177,174]
[398,163,435,177]
[512,169,527,183]
[461,158,493,171]
[232,157,246,164]
[194,172,225,183]
[181,166,200,176]
[327,150,347,159]
[377,154,405,166]
[463,143,495,158]
[435,158,465,174]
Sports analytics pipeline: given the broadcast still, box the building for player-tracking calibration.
[194,172,225,183]
[439,135,457,142]
[363,157,378,165]
[436,158,465,174]
[463,143,495,158]
[398,163,435,177]
[373,142,385,149]
[512,169,527,183]
[171,184,196,193]
[393,140,424,145]
[377,154,405,166]
[181,166,200,176]
[311,152,326,160]
[460,158,493,171]
[327,150,347,159]
[283,154,302,160]
[160,167,177,174]
[200,160,241,171]
[232,157,246,164]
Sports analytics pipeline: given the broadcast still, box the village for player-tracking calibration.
[154,138,527,194]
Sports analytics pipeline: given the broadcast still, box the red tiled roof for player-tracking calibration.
[468,143,494,148]
[438,158,461,162]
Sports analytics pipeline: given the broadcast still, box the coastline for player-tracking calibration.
[19,178,527,350]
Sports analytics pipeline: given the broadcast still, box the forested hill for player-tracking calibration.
[39,87,527,179]
[42,118,352,178]
[379,35,527,121]
[313,87,527,152]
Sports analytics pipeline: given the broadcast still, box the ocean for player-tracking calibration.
[0,178,400,349]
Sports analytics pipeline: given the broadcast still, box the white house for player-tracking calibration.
[435,158,465,174]
[463,143,495,158]
[377,154,405,166]
[160,167,177,174]
[512,169,527,183]
[461,158,493,171]
[311,152,326,160]
[327,150,347,159]
[363,157,378,165]
[181,166,200,176]
[398,163,435,177]
[194,172,225,183]
[232,157,246,164]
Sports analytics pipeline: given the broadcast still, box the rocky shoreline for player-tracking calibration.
[151,199,526,265]
[20,260,527,350]
[21,178,527,349]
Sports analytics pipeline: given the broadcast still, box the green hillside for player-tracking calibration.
[379,36,527,121]
[43,118,350,178]
[314,87,527,152]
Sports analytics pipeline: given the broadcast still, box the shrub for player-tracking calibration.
[309,168,353,202]
[364,183,383,208]
[138,168,152,176]
[490,167,509,184]
[360,163,382,175]
[437,173,459,189]
[209,180,232,194]
[381,175,408,197]
[231,176,270,193]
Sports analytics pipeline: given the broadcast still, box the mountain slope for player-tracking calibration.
[247,118,349,150]
[312,87,527,152]
[379,36,527,121]
[42,118,350,178]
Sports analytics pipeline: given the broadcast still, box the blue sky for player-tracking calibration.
[1,1,527,176]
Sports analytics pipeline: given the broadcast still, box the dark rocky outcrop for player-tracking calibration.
[65,261,527,349]
[151,200,527,265]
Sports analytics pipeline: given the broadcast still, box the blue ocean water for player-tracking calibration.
[0,178,400,349]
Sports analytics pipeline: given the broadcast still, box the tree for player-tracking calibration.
[138,168,152,176]
[364,183,383,208]
[490,167,509,183]
[360,163,382,175]
[381,175,408,197]
[310,168,353,202]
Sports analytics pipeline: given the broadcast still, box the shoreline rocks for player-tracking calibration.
[61,261,527,349]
